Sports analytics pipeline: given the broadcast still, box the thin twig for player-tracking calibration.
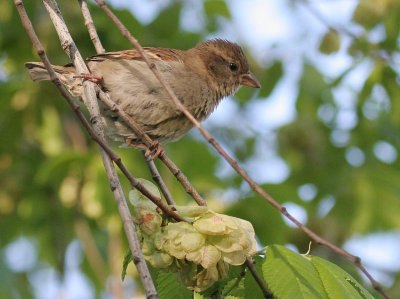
[41,0,158,294]
[222,267,246,297]
[78,0,105,54]
[93,1,389,297]
[43,0,183,222]
[107,148,184,221]
[14,1,159,297]
[245,259,273,298]
[97,90,207,206]
[78,0,178,210]
[77,0,178,207]
[76,1,181,212]
[159,154,206,204]
[142,151,176,205]
[80,0,206,207]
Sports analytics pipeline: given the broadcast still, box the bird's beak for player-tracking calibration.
[239,72,261,88]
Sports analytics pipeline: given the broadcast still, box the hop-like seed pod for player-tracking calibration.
[129,180,257,291]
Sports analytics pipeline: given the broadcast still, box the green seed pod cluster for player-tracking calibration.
[129,180,257,292]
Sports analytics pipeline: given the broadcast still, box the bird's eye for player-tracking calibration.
[229,62,238,72]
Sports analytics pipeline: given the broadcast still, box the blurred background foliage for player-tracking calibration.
[1,0,400,298]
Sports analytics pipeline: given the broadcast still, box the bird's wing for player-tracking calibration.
[86,47,184,63]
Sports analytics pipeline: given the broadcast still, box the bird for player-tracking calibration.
[25,39,261,157]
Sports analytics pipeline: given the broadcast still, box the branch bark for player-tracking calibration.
[143,152,176,205]
[97,90,207,206]
[245,259,273,298]
[78,0,105,54]
[42,0,180,216]
[76,0,182,212]
[14,1,158,297]
[93,1,389,298]
[79,0,206,208]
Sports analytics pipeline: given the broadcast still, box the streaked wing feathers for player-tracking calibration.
[87,47,184,63]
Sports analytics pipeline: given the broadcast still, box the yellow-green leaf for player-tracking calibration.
[319,30,341,54]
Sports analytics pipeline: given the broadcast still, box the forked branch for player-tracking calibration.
[93,1,388,297]
[14,0,159,297]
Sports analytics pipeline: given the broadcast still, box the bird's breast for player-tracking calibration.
[89,58,222,143]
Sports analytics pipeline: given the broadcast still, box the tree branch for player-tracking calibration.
[42,0,181,220]
[97,90,207,206]
[222,267,246,297]
[78,0,182,208]
[78,0,206,208]
[76,1,178,208]
[93,1,389,297]
[14,1,158,297]
[74,0,184,219]
[245,259,273,298]
[78,0,105,54]
[142,152,176,205]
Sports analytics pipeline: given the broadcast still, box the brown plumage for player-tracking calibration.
[25,39,260,145]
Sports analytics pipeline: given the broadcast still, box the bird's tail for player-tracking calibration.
[25,62,73,82]
[25,62,82,97]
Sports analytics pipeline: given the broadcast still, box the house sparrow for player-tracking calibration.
[25,39,260,150]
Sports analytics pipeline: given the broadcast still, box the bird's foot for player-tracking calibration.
[73,73,103,83]
[146,141,165,160]
[126,139,165,161]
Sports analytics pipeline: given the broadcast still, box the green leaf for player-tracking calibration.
[381,2,400,51]
[129,178,161,206]
[156,270,193,299]
[204,0,231,18]
[309,256,374,299]
[261,245,374,298]
[258,61,283,98]
[201,265,244,297]
[244,255,267,299]
[103,7,143,49]
[262,245,326,298]
[222,271,245,297]
[148,3,182,39]
[35,152,88,185]
[121,250,133,281]
[193,292,204,299]
[319,30,341,55]
[352,0,389,29]
[235,61,282,104]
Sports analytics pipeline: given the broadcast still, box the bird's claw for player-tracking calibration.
[145,141,165,161]
[73,73,103,83]
[125,138,165,161]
